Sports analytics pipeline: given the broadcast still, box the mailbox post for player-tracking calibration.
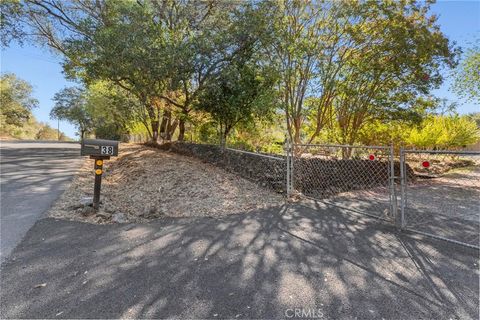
[81,139,119,210]
[92,158,104,210]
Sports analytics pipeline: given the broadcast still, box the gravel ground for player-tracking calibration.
[48,144,283,224]
[404,165,480,246]
[295,164,480,246]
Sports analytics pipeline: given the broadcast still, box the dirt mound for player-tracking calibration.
[48,144,283,224]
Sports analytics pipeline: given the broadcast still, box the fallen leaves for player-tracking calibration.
[48,144,283,224]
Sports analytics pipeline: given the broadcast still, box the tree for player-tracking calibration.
[154,1,253,141]
[35,123,60,140]
[0,73,38,130]
[6,1,311,144]
[452,42,480,103]
[258,0,456,148]
[3,0,460,151]
[0,74,70,140]
[259,0,334,145]
[2,1,167,142]
[0,72,40,140]
[196,59,276,146]
[63,1,172,142]
[228,114,286,154]
[467,112,480,128]
[85,81,143,140]
[356,120,411,147]
[12,1,241,143]
[0,0,26,47]
[330,1,457,149]
[51,87,93,139]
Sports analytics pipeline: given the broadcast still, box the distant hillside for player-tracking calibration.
[0,117,71,141]
[1,73,70,141]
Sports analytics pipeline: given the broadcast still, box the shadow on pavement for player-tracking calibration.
[1,203,478,319]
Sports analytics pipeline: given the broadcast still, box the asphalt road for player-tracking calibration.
[0,141,82,264]
[1,203,478,319]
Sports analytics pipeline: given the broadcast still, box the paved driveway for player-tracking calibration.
[1,203,477,319]
[0,141,82,264]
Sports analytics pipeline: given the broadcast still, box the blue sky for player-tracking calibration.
[1,0,479,139]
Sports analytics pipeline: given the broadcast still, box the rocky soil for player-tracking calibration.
[411,157,477,176]
[48,144,283,224]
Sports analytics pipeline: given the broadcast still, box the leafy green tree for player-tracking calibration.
[259,0,335,145]
[51,87,93,139]
[5,0,461,151]
[155,1,256,141]
[14,117,42,139]
[13,1,241,143]
[329,0,456,147]
[65,1,171,142]
[0,73,69,140]
[85,81,143,140]
[0,73,38,130]
[196,60,276,146]
[258,0,456,147]
[0,0,26,47]
[452,42,480,103]
[3,1,166,142]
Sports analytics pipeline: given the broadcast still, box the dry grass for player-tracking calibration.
[48,144,283,224]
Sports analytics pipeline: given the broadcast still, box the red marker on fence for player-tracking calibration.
[369,154,375,161]
[422,161,430,168]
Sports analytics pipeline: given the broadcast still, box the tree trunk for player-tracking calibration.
[178,119,185,141]
[220,132,227,148]
[151,120,159,143]
[293,117,301,144]
[341,147,352,160]
[220,125,232,149]
[159,111,171,140]
[167,119,178,140]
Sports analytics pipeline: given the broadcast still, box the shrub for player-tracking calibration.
[407,115,479,149]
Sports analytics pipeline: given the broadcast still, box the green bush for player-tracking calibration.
[407,115,479,149]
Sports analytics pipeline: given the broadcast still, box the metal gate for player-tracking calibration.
[400,149,480,249]
[285,143,480,249]
[287,144,397,221]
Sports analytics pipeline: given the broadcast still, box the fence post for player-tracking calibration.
[399,147,406,229]
[285,140,291,197]
[291,143,295,194]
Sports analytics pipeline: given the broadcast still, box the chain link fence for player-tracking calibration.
[287,144,397,221]
[400,149,480,248]
[131,139,479,249]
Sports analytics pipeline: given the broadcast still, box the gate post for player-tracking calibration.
[399,147,406,229]
[389,144,398,225]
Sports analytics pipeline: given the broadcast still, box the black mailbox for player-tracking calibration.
[81,139,119,157]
